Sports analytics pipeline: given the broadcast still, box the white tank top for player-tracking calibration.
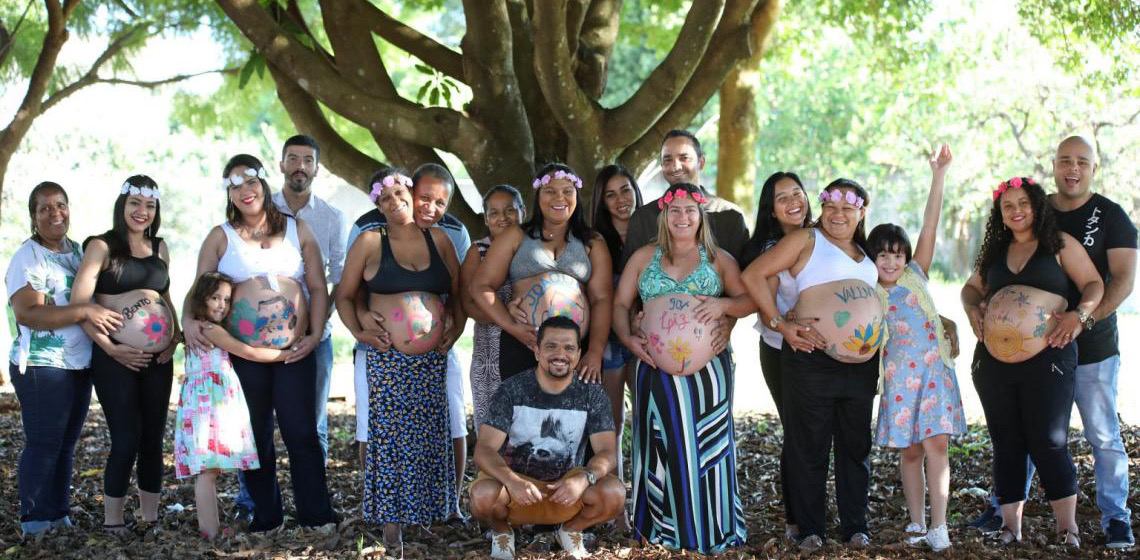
[217,218,304,291]
[754,268,800,348]
[794,228,878,293]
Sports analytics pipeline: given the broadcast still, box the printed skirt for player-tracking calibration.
[173,349,259,478]
[470,322,503,431]
[363,347,454,524]
[631,351,747,554]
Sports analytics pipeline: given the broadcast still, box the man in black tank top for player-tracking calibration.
[1048,135,1137,549]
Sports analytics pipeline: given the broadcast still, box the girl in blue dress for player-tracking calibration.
[869,144,966,552]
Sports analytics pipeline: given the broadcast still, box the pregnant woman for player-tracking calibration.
[742,179,885,551]
[471,163,612,383]
[184,154,336,532]
[961,177,1102,547]
[613,183,755,553]
[70,175,179,535]
[336,169,463,552]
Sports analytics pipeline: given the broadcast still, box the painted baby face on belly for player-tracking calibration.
[97,289,173,351]
[795,279,884,363]
[641,293,719,376]
[512,272,591,333]
[371,291,446,355]
[226,276,308,349]
[983,284,1066,363]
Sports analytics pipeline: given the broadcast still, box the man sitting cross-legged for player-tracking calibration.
[469,316,626,559]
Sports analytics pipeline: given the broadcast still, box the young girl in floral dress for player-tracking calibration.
[870,144,966,552]
[174,272,282,539]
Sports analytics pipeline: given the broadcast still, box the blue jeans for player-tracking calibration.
[314,336,334,462]
[10,363,91,535]
[1073,355,1131,529]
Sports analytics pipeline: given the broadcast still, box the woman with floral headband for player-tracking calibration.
[742,179,884,551]
[182,154,337,532]
[471,163,613,383]
[613,182,755,553]
[70,175,180,536]
[336,168,463,552]
[961,177,1101,547]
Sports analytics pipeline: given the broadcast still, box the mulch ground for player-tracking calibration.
[0,394,1137,559]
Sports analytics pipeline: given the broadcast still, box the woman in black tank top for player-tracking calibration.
[68,175,179,535]
[336,168,463,550]
[961,178,1102,546]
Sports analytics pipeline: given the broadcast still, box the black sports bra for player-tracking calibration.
[95,237,170,295]
[985,241,1073,309]
[365,229,451,295]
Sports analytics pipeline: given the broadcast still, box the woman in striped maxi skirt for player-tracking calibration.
[612,183,754,553]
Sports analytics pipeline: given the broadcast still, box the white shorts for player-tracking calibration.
[355,348,468,442]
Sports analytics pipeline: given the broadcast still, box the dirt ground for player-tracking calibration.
[1,395,1137,559]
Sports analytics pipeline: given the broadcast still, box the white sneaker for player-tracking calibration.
[556,525,589,558]
[926,525,951,552]
[904,522,927,547]
[489,531,515,560]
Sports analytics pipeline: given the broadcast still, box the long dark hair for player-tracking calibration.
[86,175,162,279]
[523,163,597,243]
[590,164,643,270]
[741,171,812,268]
[187,271,234,323]
[815,178,870,253]
[223,154,286,236]
[28,181,68,243]
[973,178,1062,278]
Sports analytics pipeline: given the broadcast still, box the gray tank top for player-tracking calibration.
[509,234,591,283]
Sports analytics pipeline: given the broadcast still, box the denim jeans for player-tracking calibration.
[1073,355,1132,529]
[314,336,334,462]
[10,363,91,535]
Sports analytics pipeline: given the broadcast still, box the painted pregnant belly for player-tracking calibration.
[982,284,1066,363]
[512,272,591,333]
[795,279,885,364]
[642,293,718,376]
[98,289,173,351]
[372,291,446,355]
[226,276,308,349]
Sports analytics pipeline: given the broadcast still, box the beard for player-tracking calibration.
[286,172,311,192]
[544,360,573,378]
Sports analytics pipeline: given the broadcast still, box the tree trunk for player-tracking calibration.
[716,0,781,213]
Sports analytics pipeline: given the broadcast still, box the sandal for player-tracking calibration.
[993,526,1020,545]
[1058,529,1080,548]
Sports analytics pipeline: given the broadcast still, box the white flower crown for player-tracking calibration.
[221,167,269,189]
[121,182,160,199]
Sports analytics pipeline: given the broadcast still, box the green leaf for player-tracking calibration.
[237,52,261,89]
[414,63,434,75]
[416,80,432,102]
[429,86,440,106]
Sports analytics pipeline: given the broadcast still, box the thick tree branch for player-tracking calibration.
[505,0,566,163]
[531,0,604,142]
[215,0,480,157]
[605,0,727,148]
[358,1,465,82]
[573,0,622,99]
[566,0,589,54]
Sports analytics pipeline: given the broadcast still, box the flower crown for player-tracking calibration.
[819,188,865,209]
[531,169,583,190]
[992,176,1035,202]
[657,187,709,210]
[221,167,269,189]
[369,173,413,202]
[121,181,160,199]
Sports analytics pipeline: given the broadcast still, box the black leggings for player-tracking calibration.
[781,344,878,541]
[972,342,1077,504]
[232,353,337,531]
[759,341,795,525]
[90,345,173,497]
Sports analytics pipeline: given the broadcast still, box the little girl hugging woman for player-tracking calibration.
[173,272,286,540]
[869,144,966,552]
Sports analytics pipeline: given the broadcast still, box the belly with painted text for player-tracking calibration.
[370,291,446,355]
[794,279,885,363]
[641,293,719,376]
[510,272,590,334]
[97,289,173,352]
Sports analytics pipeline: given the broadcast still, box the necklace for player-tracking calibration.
[242,224,268,239]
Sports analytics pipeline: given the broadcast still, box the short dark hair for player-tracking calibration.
[187,271,235,323]
[282,134,320,162]
[867,223,913,263]
[412,162,457,200]
[662,129,703,159]
[28,181,68,241]
[537,315,581,346]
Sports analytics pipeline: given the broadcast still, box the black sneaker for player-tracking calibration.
[966,506,1003,533]
[1106,519,1135,550]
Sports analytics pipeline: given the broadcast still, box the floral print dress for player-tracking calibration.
[875,262,966,447]
[174,348,260,478]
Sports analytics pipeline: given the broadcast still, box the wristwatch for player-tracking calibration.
[1078,309,1095,330]
[583,469,597,486]
[768,314,785,330]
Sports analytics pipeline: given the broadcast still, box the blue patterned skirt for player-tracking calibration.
[363,347,454,524]
[631,351,747,554]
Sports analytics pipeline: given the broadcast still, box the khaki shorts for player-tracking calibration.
[473,468,586,525]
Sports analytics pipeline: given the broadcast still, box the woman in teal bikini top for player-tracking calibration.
[638,245,722,301]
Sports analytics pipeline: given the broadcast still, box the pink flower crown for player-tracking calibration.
[369,173,412,202]
[819,189,865,209]
[532,170,583,189]
[992,176,1035,202]
[657,187,708,210]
